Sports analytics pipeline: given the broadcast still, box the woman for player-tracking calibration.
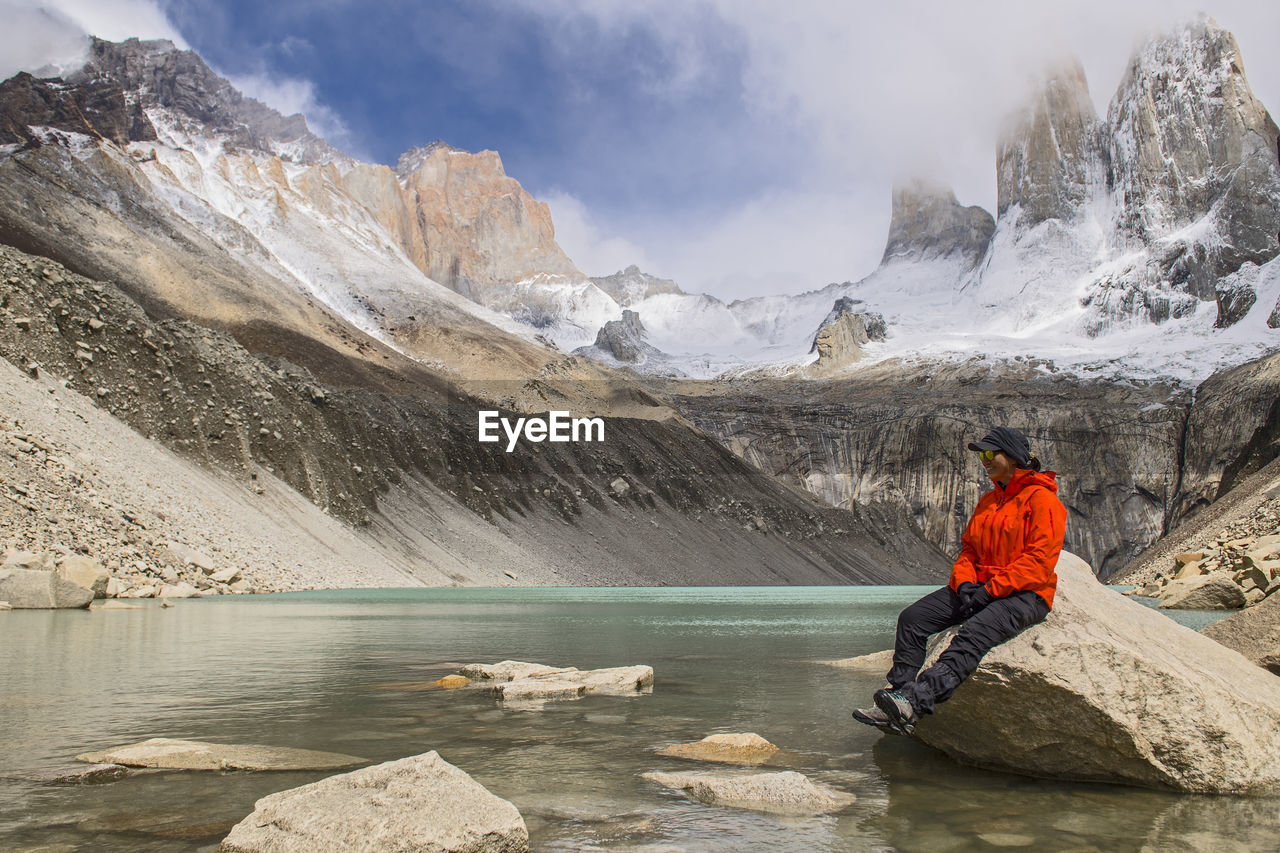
[852,426,1067,735]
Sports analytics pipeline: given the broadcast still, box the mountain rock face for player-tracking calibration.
[996,59,1106,228]
[807,298,886,373]
[0,70,153,147]
[590,265,685,306]
[881,180,994,269]
[591,309,648,363]
[392,144,583,300]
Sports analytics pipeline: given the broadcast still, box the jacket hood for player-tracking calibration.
[1000,469,1058,496]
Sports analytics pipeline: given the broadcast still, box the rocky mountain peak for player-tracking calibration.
[880,178,994,269]
[395,140,468,179]
[1108,17,1280,252]
[996,57,1106,228]
[589,265,685,307]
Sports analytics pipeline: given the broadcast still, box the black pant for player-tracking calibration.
[885,585,1049,715]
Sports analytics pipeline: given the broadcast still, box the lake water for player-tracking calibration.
[0,587,1272,852]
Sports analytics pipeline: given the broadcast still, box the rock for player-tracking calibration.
[641,770,854,815]
[166,541,216,572]
[1174,552,1205,567]
[0,567,93,609]
[1215,271,1259,328]
[159,582,200,599]
[820,649,895,671]
[590,265,685,306]
[209,567,242,584]
[0,601,10,610]
[808,299,888,372]
[433,675,470,689]
[57,555,110,598]
[881,178,994,268]
[1245,588,1268,607]
[459,661,653,704]
[1202,593,1280,675]
[30,763,130,785]
[591,309,649,363]
[1173,560,1203,579]
[1159,572,1247,609]
[610,478,631,498]
[459,661,573,683]
[3,550,54,570]
[910,552,1280,793]
[105,577,125,597]
[495,679,586,702]
[218,750,527,853]
[159,598,174,608]
[1235,566,1269,593]
[656,733,780,766]
[76,738,366,771]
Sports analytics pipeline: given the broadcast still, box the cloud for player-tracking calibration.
[542,191,655,279]
[224,68,364,158]
[520,0,1280,300]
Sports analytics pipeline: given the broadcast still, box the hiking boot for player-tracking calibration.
[852,704,905,735]
[873,687,918,736]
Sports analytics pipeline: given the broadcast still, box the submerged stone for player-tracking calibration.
[642,769,854,815]
[76,738,365,771]
[656,733,780,766]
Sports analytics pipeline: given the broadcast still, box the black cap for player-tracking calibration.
[968,426,1031,467]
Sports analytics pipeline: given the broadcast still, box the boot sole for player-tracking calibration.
[873,690,917,736]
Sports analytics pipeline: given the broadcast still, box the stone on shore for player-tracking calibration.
[0,566,93,608]
[56,555,110,598]
[76,738,365,771]
[907,552,1280,793]
[642,770,854,815]
[656,733,780,766]
[159,581,201,599]
[458,661,654,705]
[1158,572,1247,609]
[1202,593,1280,675]
[218,751,528,853]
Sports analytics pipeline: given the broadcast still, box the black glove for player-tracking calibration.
[961,585,995,618]
[956,582,982,609]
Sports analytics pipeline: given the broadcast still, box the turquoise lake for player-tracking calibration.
[0,586,1272,852]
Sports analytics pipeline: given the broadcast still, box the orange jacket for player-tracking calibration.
[949,469,1067,609]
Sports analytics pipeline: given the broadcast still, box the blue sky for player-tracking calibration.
[7,1,1280,299]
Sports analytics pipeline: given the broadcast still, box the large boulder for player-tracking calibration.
[57,555,110,599]
[1158,572,1247,609]
[911,552,1280,793]
[218,751,528,853]
[641,770,854,815]
[0,566,93,609]
[1202,593,1280,675]
[76,738,365,771]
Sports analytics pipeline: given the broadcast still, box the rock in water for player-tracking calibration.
[911,552,1280,793]
[76,738,365,771]
[0,567,94,609]
[641,770,854,815]
[218,751,528,853]
[657,733,780,765]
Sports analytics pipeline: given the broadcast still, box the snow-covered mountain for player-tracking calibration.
[505,16,1280,383]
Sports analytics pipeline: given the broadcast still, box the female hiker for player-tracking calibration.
[852,426,1067,735]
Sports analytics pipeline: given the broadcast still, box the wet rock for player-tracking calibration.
[433,675,470,689]
[911,552,1280,793]
[0,567,93,609]
[641,769,854,815]
[30,763,131,785]
[76,738,366,771]
[459,661,654,704]
[656,733,780,766]
[218,751,528,853]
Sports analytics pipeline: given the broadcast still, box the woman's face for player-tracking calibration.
[981,450,1017,486]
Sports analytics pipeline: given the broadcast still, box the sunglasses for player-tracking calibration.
[978,449,998,462]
